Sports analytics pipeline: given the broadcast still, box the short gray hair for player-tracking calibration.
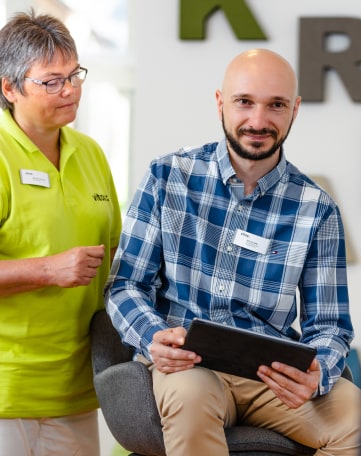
[0,8,78,110]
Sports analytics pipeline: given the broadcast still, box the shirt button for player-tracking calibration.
[237,205,243,211]
[226,246,233,252]
[219,285,225,292]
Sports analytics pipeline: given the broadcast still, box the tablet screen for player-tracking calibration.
[183,318,317,381]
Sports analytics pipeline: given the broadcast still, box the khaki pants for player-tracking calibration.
[152,365,361,456]
[0,410,99,456]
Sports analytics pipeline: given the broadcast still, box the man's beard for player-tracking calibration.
[222,113,293,161]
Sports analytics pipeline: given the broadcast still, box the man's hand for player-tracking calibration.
[150,327,202,374]
[257,357,320,408]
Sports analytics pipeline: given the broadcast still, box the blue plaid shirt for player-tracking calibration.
[106,138,354,395]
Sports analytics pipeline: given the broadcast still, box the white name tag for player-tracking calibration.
[20,169,50,188]
[233,229,271,255]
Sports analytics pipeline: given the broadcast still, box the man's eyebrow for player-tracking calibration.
[272,96,291,102]
[231,93,251,99]
[231,93,292,103]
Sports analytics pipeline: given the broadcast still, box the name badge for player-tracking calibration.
[20,169,50,188]
[233,229,271,255]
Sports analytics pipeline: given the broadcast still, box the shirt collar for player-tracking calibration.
[216,138,236,184]
[257,151,287,196]
[216,137,287,195]
[0,109,38,152]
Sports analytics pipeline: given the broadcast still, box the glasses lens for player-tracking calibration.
[46,78,64,94]
[44,68,87,93]
[70,69,87,87]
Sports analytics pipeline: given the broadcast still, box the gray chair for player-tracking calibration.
[90,310,353,456]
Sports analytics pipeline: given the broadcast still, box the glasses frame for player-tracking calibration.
[24,67,88,94]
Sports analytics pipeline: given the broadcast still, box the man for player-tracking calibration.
[106,49,360,455]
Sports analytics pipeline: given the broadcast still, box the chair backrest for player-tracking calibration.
[90,310,134,375]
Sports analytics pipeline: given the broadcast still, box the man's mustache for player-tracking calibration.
[238,128,277,139]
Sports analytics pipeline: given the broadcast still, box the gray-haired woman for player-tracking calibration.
[0,9,121,456]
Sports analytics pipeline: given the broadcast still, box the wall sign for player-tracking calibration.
[179,1,361,102]
[299,18,361,101]
[179,0,266,40]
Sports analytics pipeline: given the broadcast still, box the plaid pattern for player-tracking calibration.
[106,138,353,395]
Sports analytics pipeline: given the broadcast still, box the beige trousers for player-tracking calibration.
[0,410,99,456]
[152,365,361,456]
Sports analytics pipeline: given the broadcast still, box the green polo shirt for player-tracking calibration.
[0,109,121,417]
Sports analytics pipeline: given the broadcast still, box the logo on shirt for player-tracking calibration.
[92,193,110,202]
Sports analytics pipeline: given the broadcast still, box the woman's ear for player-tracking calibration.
[2,78,17,103]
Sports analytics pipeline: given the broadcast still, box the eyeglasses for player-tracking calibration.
[24,67,88,94]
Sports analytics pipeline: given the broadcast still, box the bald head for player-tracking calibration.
[215,49,301,166]
[221,49,299,104]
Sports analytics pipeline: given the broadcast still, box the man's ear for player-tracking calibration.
[292,95,302,121]
[2,78,17,103]
[215,89,223,121]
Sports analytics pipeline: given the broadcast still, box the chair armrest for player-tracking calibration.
[94,360,165,456]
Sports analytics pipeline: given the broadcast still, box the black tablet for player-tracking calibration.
[182,318,317,381]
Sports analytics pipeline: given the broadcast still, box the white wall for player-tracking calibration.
[131,0,361,349]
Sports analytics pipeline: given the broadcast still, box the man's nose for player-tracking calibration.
[247,105,268,130]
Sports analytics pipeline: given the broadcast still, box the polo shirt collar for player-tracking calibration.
[0,109,38,152]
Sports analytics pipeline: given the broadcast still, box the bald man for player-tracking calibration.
[106,49,360,455]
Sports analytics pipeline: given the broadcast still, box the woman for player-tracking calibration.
[0,9,121,456]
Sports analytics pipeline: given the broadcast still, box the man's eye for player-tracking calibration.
[237,99,251,105]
